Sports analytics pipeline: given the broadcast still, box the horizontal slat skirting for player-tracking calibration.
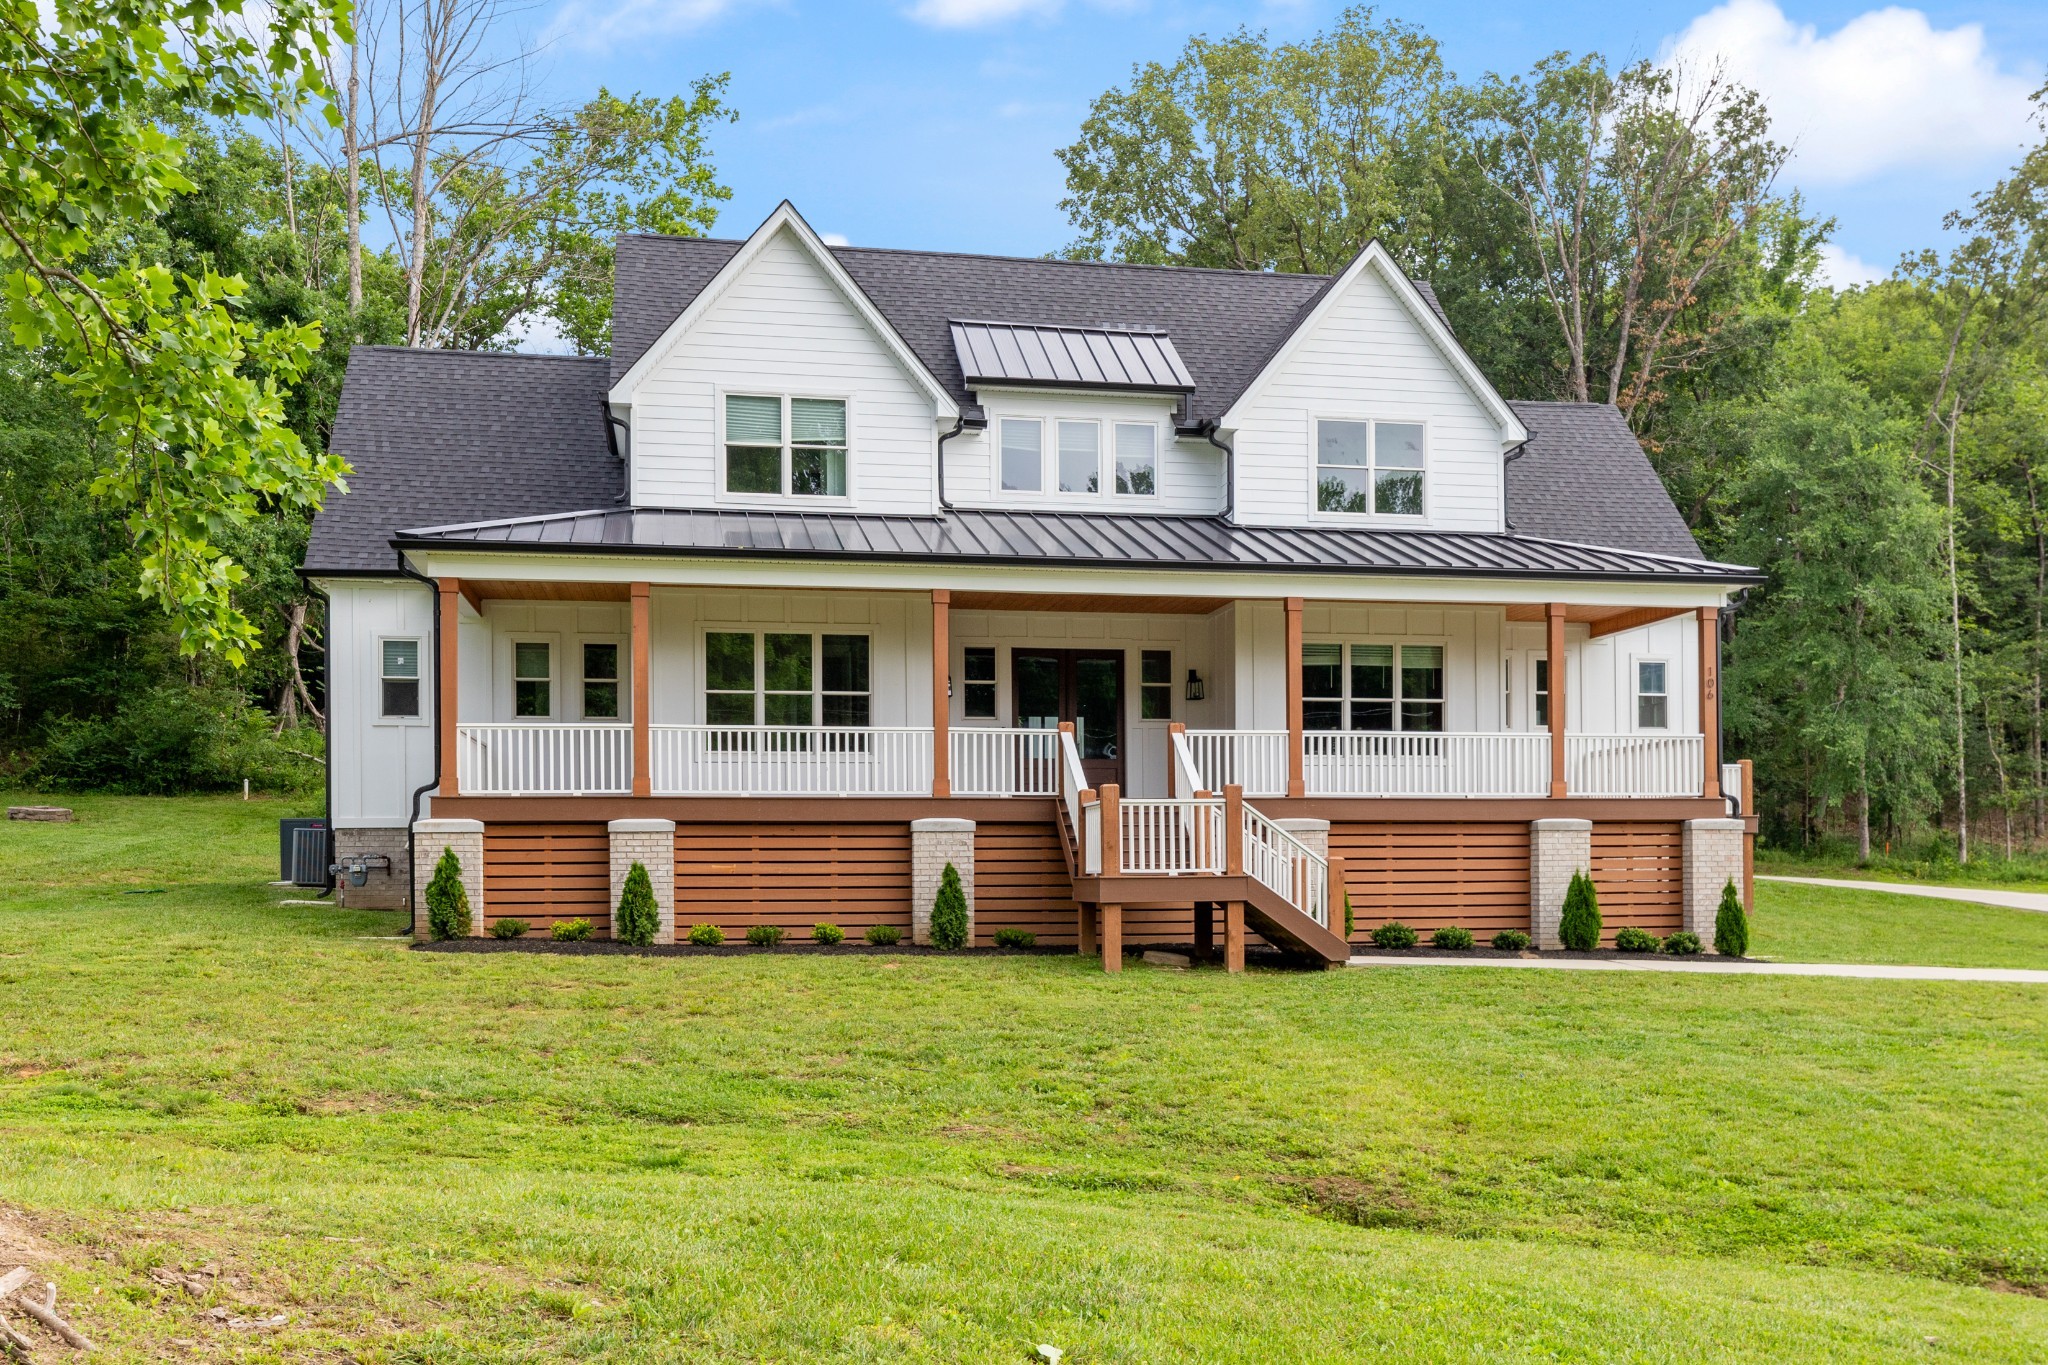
[1333,821,1532,941]
[674,823,912,936]
[974,821,1079,946]
[1591,822,1683,938]
[482,823,611,934]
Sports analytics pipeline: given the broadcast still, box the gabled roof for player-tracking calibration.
[1506,401,1701,558]
[611,234,1454,422]
[392,505,1758,584]
[306,347,618,574]
[949,320,1195,393]
[608,202,959,420]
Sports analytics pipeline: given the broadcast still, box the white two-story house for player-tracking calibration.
[303,202,1759,968]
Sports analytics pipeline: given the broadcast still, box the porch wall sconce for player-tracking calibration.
[1185,670,1205,702]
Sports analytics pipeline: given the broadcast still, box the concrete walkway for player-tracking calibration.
[1759,874,2048,915]
[1344,954,2048,983]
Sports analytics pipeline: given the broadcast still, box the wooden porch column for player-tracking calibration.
[1328,851,1348,947]
[1699,605,1721,800]
[1167,720,1185,796]
[1223,785,1244,874]
[437,577,462,797]
[1078,903,1098,957]
[1100,903,1123,973]
[1547,601,1567,799]
[1224,901,1246,973]
[1101,783,1122,874]
[1285,596,1305,797]
[631,582,652,798]
[931,589,951,798]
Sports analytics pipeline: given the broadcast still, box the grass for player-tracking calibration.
[1,794,2046,1361]
[1752,879,2048,969]
[1758,842,2048,893]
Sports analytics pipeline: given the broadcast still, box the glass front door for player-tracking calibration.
[1012,649,1124,791]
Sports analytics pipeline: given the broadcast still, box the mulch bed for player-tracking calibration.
[412,938,1072,959]
[1349,945,1741,963]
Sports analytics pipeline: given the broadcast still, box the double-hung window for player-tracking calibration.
[704,632,873,728]
[380,639,421,719]
[1636,661,1669,729]
[1001,418,1043,492]
[1114,423,1157,496]
[1056,421,1099,493]
[582,643,620,719]
[962,647,997,718]
[724,394,848,498]
[514,642,552,718]
[1316,419,1426,516]
[1302,643,1444,732]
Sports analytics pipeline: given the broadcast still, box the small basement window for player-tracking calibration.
[381,639,420,718]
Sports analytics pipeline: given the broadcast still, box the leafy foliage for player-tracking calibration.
[1614,926,1661,953]
[1370,920,1418,949]
[1558,871,1601,951]
[1431,925,1474,950]
[992,928,1037,948]
[1492,929,1532,951]
[864,924,902,947]
[550,918,593,942]
[1714,881,1750,957]
[424,846,468,941]
[489,918,528,940]
[811,922,844,945]
[614,860,659,947]
[745,923,786,947]
[929,862,969,950]
[686,923,724,947]
[1663,930,1704,956]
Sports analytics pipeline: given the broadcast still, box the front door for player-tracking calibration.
[1012,649,1124,791]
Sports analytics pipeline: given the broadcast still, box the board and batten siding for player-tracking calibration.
[320,579,438,828]
[1228,264,1506,532]
[1501,616,1700,735]
[625,225,940,513]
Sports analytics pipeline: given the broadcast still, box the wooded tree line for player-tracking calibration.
[3,3,2045,864]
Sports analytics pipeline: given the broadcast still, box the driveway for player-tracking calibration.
[1759,874,2048,915]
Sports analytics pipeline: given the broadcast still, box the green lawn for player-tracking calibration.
[2,794,2046,1361]
[1752,878,2048,969]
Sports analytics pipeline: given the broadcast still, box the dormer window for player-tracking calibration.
[1316,419,1425,517]
[724,393,848,498]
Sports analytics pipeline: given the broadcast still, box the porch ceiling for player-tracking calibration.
[950,590,1229,615]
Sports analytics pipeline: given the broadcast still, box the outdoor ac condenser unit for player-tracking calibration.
[280,818,330,887]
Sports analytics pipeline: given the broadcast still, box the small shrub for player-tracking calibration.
[745,923,786,947]
[1714,879,1749,956]
[1491,929,1532,952]
[929,862,969,950]
[1370,920,1418,949]
[1557,870,1602,951]
[686,922,725,947]
[551,918,593,942]
[614,860,659,947]
[1662,930,1703,956]
[1343,892,1354,940]
[489,918,529,940]
[865,923,902,946]
[992,927,1036,948]
[425,846,470,941]
[1613,926,1661,953]
[812,922,845,945]
[1431,925,1474,950]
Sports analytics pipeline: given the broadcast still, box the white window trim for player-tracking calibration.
[1301,637,1450,732]
[1136,647,1174,725]
[373,634,427,727]
[715,388,856,508]
[507,635,559,721]
[1633,655,1673,732]
[698,628,876,727]
[1111,420,1161,499]
[1053,418,1102,497]
[995,416,1046,497]
[574,635,629,723]
[1309,413,1431,523]
[958,642,1001,724]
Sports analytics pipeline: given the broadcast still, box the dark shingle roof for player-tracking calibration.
[1505,401,1701,558]
[610,234,1453,420]
[393,506,1757,584]
[306,348,619,573]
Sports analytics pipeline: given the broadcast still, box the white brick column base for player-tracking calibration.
[911,818,975,946]
[1529,818,1592,950]
[411,818,485,939]
[1683,818,1747,951]
[609,819,677,944]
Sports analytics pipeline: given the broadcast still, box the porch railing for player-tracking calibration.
[1115,798,1228,875]
[1303,732,1550,798]
[1721,761,1744,815]
[456,723,633,796]
[1566,734,1705,798]
[950,727,1061,797]
[1181,729,1289,797]
[648,725,933,796]
[1241,803,1330,929]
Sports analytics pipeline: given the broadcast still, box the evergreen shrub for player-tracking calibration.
[1714,879,1749,956]
[1558,870,1602,950]
[812,922,845,945]
[614,860,660,947]
[1432,925,1474,950]
[488,918,528,940]
[425,846,469,941]
[930,862,969,949]
[686,923,725,947]
[1370,920,1418,949]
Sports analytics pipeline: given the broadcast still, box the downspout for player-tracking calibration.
[396,553,441,918]
[1500,437,1532,532]
[935,415,966,511]
[604,407,631,503]
[1202,421,1235,524]
[306,578,337,897]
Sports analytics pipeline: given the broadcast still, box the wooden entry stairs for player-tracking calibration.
[1053,724,1352,972]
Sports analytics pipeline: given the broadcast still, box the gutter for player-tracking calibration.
[1200,421,1235,524]
[304,577,338,897]
[604,407,631,503]
[935,415,967,511]
[395,552,442,921]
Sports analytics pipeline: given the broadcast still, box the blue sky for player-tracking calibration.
[525,0,2046,285]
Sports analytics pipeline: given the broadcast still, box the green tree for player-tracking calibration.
[1,0,352,661]
[615,861,659,947]
[1557,870,1601,951]
[929,863,969,950]
[1713,880,1748,957]
[425,847,470,941]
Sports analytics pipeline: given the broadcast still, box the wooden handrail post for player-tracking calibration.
[1547,601,1568,799]
[1100,783,1122,875]
[1327,851,1347,940]
[1224,900,1246,973]
[1167,720,1185,797]
[1285,597,1305,797]
[1223,784,1244,875]
[437,578,462,798]
[630,582,652,798]
[1100,902,1122,973]
[1699,605,1721,799]
[931,589,951,798]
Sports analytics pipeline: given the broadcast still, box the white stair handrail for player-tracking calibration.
[1239,802,1331,929]
[1169,728,1207,799]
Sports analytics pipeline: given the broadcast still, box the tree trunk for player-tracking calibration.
[346,37,362,313]
[1857,755,1872,863]
[405,35,441,347]
[1945,402,1969,863]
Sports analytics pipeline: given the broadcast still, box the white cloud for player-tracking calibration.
[907,0,1060,29]
[542,0,740,53]
[1661,0,2039,185]
[1815,242,1888,290]
[507,311,575,355]
[821,232,851,247]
